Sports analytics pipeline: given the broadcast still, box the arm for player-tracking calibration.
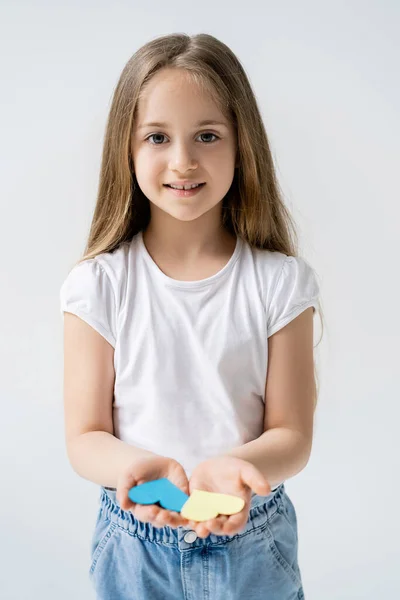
[224,307,316,489]
[63,312,155,488]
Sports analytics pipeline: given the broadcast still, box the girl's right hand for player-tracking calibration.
[116,455,192,529]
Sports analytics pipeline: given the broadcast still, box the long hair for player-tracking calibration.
[78,32,324,406]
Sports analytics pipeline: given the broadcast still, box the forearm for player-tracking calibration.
[67,431,156,488]
[223,427,312,489]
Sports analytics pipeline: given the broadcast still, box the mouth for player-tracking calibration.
[163,183,206,190]
[163,183,206,197]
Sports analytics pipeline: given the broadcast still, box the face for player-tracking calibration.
[131,68,237,223]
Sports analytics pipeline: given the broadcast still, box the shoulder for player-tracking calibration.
[250,246,318,292]
[247,245,320,337]
[92,239,132,289]
[250,246,287,273]
[59,239,135,346]
[246,245,290,297]
[60,240,133,304]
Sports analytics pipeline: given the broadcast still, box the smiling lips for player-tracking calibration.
[164,183,206,197]
[165,179,206,187]
[165,182,205,189]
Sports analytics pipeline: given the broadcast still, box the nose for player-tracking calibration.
[168,141,198,173]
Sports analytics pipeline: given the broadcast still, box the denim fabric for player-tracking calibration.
[89,484,304,599]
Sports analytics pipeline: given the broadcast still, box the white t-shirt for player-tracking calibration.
[60,231,319,486]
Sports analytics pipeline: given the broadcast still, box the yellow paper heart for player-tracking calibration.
[181,489,245,522]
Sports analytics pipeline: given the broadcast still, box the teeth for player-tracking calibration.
[169,183,202,190]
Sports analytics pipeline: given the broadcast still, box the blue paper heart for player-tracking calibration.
[128,478,189,513]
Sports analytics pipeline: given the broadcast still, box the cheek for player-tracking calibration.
[207,146,236,170]
[134,152,161,183]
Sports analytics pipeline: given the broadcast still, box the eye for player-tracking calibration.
[144,132,220,145]
[197,132,219,143]
[145,133,167,145]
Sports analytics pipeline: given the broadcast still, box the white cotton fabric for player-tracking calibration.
[60,231,319,483]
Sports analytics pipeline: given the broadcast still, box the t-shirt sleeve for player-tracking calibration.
[59,259,117,348]
[267,255,320,337]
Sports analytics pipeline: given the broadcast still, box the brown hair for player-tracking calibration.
[79,32,324,404]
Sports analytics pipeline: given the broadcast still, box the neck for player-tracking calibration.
[143,205,235,261]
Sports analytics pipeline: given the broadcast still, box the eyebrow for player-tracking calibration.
[137,119,229,130]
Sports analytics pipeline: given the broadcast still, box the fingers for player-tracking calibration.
[129,504,188,530]
[221,512,246,534]
[193,522,211,538]
[198,514,245,537]
[116,483,136,511]
[240,462,271,496]
[116,472,148,511]
[191,515,232,538]
[204,515,228,534]
[205,515,243,537]
[169,467,190,496]
[134,503,161,523]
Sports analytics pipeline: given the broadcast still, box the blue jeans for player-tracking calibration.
[89,484,305,599]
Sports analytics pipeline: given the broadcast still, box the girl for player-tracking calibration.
[61,32,322,600]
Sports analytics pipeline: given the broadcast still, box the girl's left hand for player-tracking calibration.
[186,456,271,538]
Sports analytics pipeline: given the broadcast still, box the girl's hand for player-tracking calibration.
[187,456,271,538]
[116,455,192,529]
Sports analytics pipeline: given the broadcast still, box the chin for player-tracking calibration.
[167,209,209,222]
[150,197,219,222]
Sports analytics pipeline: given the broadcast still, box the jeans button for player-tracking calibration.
[184,530,198,543]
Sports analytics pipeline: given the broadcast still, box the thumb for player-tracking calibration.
[240,462,271,496]
[168,463,190,496]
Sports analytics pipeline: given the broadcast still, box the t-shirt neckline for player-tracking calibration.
[138,230,242,289]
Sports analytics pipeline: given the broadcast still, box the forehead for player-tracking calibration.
[136,68,228,126]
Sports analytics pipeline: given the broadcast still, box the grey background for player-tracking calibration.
[1,1,399,598]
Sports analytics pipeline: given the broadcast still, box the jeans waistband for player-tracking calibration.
[98,483,286,548]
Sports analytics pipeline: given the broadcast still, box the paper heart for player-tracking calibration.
[181,489,245,522]
[128,478,189,513]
